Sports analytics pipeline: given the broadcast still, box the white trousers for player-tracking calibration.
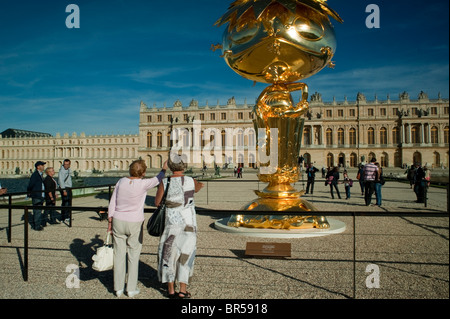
[112,219,143,292]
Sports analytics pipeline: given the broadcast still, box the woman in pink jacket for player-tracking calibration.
[107,159,168,297]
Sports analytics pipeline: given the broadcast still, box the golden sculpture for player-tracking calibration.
[214,0,343,230]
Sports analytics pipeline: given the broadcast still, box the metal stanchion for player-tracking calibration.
[353,212,356,299]
[206,180,209,205]
[24,208,29,282]
[8,195,12,243]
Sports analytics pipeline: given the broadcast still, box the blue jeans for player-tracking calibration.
[345,186,351,199]
[31,197,45,229]
[374,182,382,206]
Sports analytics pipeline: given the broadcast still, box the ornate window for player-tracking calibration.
[237,130,244,147]
[392,127,400,144]
[431,126,439,144]
[157,132,163,148]
[167,132,172,148]
[146,132,152,148]
[368,127,375,145]
[350,153,357,167]
[434,152,441,167]
[248,129,255,147]
[221,130,226,147]
[381,152,388,167]
[326,128,333,146]
[349,128,356,146]
[303,127,311,145]
[411,125,420,144]
[201,131,205,147]
[337,128,344,146]
[327,153,334,167]
[380,127,387,145]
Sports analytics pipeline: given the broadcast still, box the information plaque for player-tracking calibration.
[245,242,291,258]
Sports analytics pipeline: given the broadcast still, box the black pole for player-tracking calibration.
[353,212,356,299]
[8,195,12,243]
[24,208,29,282]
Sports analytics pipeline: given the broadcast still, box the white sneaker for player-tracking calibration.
[115,290,123,297]
[127,289,140,298]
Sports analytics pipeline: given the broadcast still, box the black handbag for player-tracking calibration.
[147,177,170,237]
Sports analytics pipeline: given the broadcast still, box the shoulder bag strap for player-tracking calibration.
[160,177,171,206]
[64,168,71,184]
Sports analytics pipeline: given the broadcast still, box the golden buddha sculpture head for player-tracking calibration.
[215,0,343,84]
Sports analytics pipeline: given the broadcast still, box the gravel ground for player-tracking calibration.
[0,173,448,303]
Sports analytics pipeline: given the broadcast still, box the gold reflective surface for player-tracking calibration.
[228,213,330,230]
[215,0,342,230]
[215,0,342,84]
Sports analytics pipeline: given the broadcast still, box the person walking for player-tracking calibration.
[357,164,365,196]
[156,154,204,299]
[343,169,351,199]
[363,157,379,206]
[406,164,416,189]
[43,167,60,224]
[423,165,431,186]
[237,166,243,178]
[58,159,73,223]
[27,161,46,231]
[327,166,341,199]
[305,163,319,195]
[374,162,383,206]
[107,159,168,297]
[413,162,426,203]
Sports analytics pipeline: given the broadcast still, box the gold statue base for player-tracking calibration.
[228,191,330,230]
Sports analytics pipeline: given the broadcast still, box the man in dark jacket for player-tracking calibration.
[27,161,46,230]
[58,159,73,223]
[44,167,60,224]
[305,163,319,195]
[413,163,426,203]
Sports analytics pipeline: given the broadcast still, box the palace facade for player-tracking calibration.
[0,130,139,175]
[139,91,449,170]
[1,91,449,175]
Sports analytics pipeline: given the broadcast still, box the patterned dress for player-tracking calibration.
[157,176,197,284]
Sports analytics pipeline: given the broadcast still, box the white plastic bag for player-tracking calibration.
[92,232,114,271]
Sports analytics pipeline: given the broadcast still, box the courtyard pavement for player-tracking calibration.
[0,171,448,306]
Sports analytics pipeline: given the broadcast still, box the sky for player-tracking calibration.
[0,0,448,136]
